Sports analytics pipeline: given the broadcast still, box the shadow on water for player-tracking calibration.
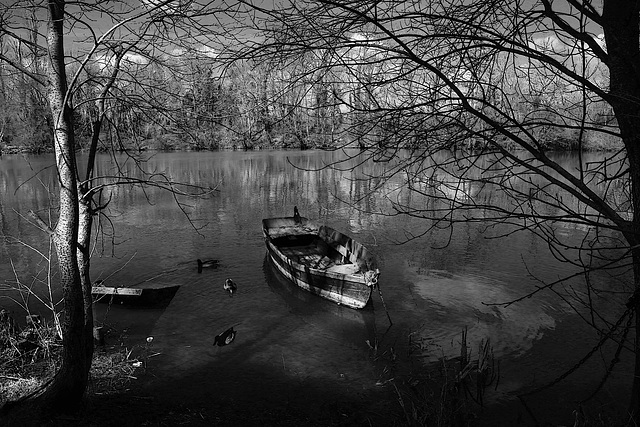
[93,302,173,346]
[121,256,397,426]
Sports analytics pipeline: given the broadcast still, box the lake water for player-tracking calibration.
[0,150,633,425]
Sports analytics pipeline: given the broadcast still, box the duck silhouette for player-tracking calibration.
[293,206,301,224]
[197,259,219,274]
[213,327,236,346]
[224,278,237,296]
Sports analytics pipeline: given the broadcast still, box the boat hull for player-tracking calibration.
[262,216,377,309]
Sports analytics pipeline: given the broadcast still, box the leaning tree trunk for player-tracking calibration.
[77,195,95,362]
[602,0,640,419]
[77,47,128,358]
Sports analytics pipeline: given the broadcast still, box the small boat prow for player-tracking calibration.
[92,283,180,308]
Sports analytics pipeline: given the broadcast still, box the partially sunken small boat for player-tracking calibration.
[92,284,180,308]
[262,208,379,309]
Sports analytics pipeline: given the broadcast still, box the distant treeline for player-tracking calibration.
[0,53,354,154]
[0,49,623,155]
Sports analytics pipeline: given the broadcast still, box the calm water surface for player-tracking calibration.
[0,150,632,425]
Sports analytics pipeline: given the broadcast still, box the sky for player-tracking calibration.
[0,0,607,71]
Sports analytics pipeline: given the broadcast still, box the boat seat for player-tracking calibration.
[326,264,360,275]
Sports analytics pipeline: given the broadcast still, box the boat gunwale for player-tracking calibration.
[262,217,375,282]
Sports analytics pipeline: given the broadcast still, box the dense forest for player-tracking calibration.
[0,26,620,154]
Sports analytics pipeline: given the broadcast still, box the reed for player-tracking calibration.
[390,328,499,426]
[0,314,60,408]
[0,318,154,406]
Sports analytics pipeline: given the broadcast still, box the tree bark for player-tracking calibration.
[600,0,640,418]
[45,0,91,409]
[77,195,95,362]
[1,1,91,423]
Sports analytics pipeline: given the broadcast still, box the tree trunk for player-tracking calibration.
[602,0,640,419]
[78,49,125,342]
[0,1,91,423]
[45,0,91,408]
[77,195,95,362]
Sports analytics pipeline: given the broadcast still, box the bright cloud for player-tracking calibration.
[197,45,217,58]
[123,53,149,65]
[529,35,565,53]
[140,0,192,16]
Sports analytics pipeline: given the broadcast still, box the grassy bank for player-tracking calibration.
[1,310,504,426]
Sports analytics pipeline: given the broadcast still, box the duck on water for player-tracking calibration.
[213,327,236,346]
[197,259,219,273]
[224,278,237,296]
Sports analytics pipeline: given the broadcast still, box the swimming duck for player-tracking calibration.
[224,278,237,296]
[197,259,219,273]
[293,206,301,224]
[213,327,236,346]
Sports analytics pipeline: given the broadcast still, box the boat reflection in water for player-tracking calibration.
[262,256,377,342]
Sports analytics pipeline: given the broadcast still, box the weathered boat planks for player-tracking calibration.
[262,213,379,309]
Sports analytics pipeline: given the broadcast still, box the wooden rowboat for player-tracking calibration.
[92,284,180,308]
[262,209,379,309]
